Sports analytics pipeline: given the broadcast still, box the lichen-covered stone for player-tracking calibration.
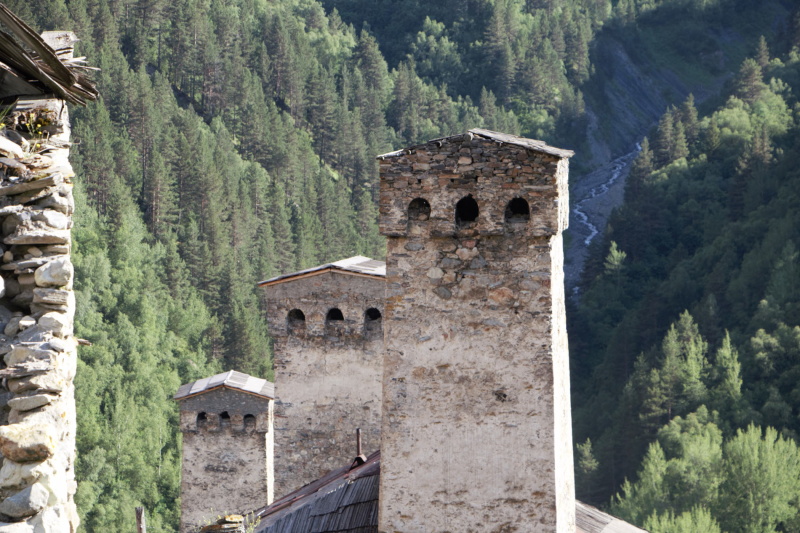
[0,425,56,463]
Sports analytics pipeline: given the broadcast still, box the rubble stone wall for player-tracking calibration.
[0,95,79,533]
[377,134,575,533]
[262,271,384,497]
[178,390,273,533]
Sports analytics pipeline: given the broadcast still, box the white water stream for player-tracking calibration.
[572,143,641,247]
[568,143,641,297]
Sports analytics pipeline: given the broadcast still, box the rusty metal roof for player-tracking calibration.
[258,256,385,287]
[249,451,646,533]
[377,128,574,160]
[174,371,274,401]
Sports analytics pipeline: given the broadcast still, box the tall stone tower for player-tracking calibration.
[377,129,575,532]
[260,256,385,497]
[174,371,275,533]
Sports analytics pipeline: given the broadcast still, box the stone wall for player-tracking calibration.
[262,271,384,497]
[0,93,78,533]
[178,389,273,533]
[377,132,575,533]
[0,94,78,533]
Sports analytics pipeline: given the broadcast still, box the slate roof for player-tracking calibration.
[250,451,647,533]
[258,256,386,287]
[174,370,275,401]
[376,128,574,160]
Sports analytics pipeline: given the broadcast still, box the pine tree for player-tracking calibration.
[654,109,675,168]
[679,94,699,152]
[672,122,689,161]
[755,35,770,69]
[735,58,767,104]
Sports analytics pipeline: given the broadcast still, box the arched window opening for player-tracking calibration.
[197,412,208,428]
[220,411,231,428]
[325,308,345,336]
[365,308,382,336]
[408,198,431,222]
[505,197,530,224]
[287,309,306,332]
[326,308,344,322]
[244,414,256,429]
[455,195,479,228]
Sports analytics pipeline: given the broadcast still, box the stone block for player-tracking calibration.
[0,424,56,463]
[36,313,70,338]
[0,483,49,518]
[33,258,72,288]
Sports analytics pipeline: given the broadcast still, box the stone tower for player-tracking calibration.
[259,256,385,497]
[174,371,274,533]
[377,129,575,532]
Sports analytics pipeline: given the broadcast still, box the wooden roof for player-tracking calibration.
[0,5,97,105]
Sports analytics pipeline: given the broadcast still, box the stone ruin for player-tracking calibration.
[0,96,79,532]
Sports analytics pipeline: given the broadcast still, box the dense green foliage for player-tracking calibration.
[572,24,800,531]
[4,0,798,529]
[5,0,567,529]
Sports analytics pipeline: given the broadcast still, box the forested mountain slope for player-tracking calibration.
[571,30,800,532]
[3,0,796,530]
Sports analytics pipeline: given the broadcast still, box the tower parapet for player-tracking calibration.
[377,129,575,533]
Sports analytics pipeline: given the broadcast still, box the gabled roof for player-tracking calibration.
[250,451,647,533]
[258,256,386,287]
[174,370,274,401]
[376,128,574,160]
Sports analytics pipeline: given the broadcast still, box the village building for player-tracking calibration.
[259,256,385,497]
[175,371,275,533]
[178,129,648,532]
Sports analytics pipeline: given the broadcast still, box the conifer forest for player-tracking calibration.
[7,0,800,530]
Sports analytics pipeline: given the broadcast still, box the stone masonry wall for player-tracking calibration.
[263,271,384,498]
[178,389,273,533]
[0,94,79,533]
[377,133,575,533]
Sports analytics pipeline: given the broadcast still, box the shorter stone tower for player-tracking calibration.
[174,371,274,533]
[378,129,575,532]
[259,256,384,497]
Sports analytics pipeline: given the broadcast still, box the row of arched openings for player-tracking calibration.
[197,411,257,429]
[408,196,530,228]
[287,307,382,334]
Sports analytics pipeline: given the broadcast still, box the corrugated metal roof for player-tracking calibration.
[174,370,275,401]
[257,256,385,287]
[377,128,574,160]
[249,451,647,533]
